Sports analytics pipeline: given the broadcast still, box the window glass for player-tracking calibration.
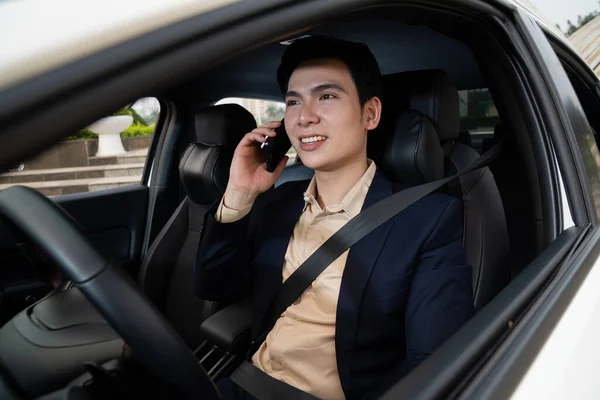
[458,88,500,135]
[216,97,298,163]
[0,97,160,197]
[558,57,600,214]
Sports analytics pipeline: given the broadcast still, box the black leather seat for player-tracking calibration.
[377,109,445,184]
[137,104,256,349]
[379,70,510,309]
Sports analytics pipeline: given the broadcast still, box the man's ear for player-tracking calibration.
[363,96,382,131]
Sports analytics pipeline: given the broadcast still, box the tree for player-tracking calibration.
[565,9,600,37]
[579,12,597,29]
[264,104,285,122]
[567,19,578,36]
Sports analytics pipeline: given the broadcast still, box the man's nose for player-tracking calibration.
[298,101,319,126]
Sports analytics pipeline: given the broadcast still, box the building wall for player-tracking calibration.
[568,15,600,77]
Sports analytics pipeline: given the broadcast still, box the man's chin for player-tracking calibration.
[301,152,367,174]
[302,157,338,173]
[299,154,325,170]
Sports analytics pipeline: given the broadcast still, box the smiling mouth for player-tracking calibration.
[300,135,327,143]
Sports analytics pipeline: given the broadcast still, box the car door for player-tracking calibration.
[377,3,600,398]
[0,98,163,325]
[448,9,600,400]
[504,15,600,400]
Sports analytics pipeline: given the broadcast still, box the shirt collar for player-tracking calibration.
[302,160,377,218]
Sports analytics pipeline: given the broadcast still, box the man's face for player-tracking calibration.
[284,58,380,172]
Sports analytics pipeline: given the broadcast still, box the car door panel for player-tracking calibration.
[0,184,148,325]
[55,184,149,275]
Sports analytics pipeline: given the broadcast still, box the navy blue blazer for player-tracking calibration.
[195,169,474,399]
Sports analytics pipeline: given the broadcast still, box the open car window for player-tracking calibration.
[0,97,160,197]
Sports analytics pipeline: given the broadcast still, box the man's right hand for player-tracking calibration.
[222,120,289,210]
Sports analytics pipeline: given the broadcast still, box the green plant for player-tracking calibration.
[113,107,148,126]
[121,124,155,138]
[65,128,97,141]
[115,106,151,137]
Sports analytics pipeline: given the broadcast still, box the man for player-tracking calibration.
[195,36,474,399]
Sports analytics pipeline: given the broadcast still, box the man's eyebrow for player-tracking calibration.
[285,90,300,98]
[284,83,347,98]
[311,83,346,94]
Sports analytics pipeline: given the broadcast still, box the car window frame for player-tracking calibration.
[141,98,168,186]
[516,20,600,227]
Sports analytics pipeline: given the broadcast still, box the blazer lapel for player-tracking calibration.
[336,170,395,393]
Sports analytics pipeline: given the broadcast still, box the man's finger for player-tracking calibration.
[252,127,278,137]
[259,120,282,129]
[241,132,269,146]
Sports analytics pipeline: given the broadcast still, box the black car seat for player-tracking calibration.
[138,104,256,349]
[375,70,510,310]
[485,122,536,278]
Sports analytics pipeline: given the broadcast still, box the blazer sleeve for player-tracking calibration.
[404,197,474,371]
[194,194,266,302]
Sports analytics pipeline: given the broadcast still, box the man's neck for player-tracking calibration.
[314,156,369,209]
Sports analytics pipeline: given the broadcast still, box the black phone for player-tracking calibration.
[263,119,292,173]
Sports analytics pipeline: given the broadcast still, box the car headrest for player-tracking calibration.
[383,69,459,142]
[194,104,257,146]
[180,104,256,204]
[379,109,444,185]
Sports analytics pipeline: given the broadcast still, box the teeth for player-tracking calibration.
[301,136,326,143]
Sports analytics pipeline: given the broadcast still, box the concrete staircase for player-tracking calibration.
[0,150,147,197]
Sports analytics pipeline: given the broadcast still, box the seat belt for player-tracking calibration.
[231,361,319,399]
[231,140,502,399]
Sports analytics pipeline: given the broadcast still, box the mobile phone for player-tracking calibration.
[263,119,292,173]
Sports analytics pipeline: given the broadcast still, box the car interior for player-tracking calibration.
[0,2,580,399]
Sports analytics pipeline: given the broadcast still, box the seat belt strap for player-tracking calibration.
[256,140,502,345]
[230,361,318,400]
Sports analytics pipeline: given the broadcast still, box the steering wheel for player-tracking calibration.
[0,186,220,399]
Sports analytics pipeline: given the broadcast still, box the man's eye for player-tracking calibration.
[321,93,336,100]
[286,100,299,106]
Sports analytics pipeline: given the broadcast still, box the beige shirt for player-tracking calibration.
[216,161,377,400]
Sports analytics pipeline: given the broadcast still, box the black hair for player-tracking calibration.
[277,36,382,107]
